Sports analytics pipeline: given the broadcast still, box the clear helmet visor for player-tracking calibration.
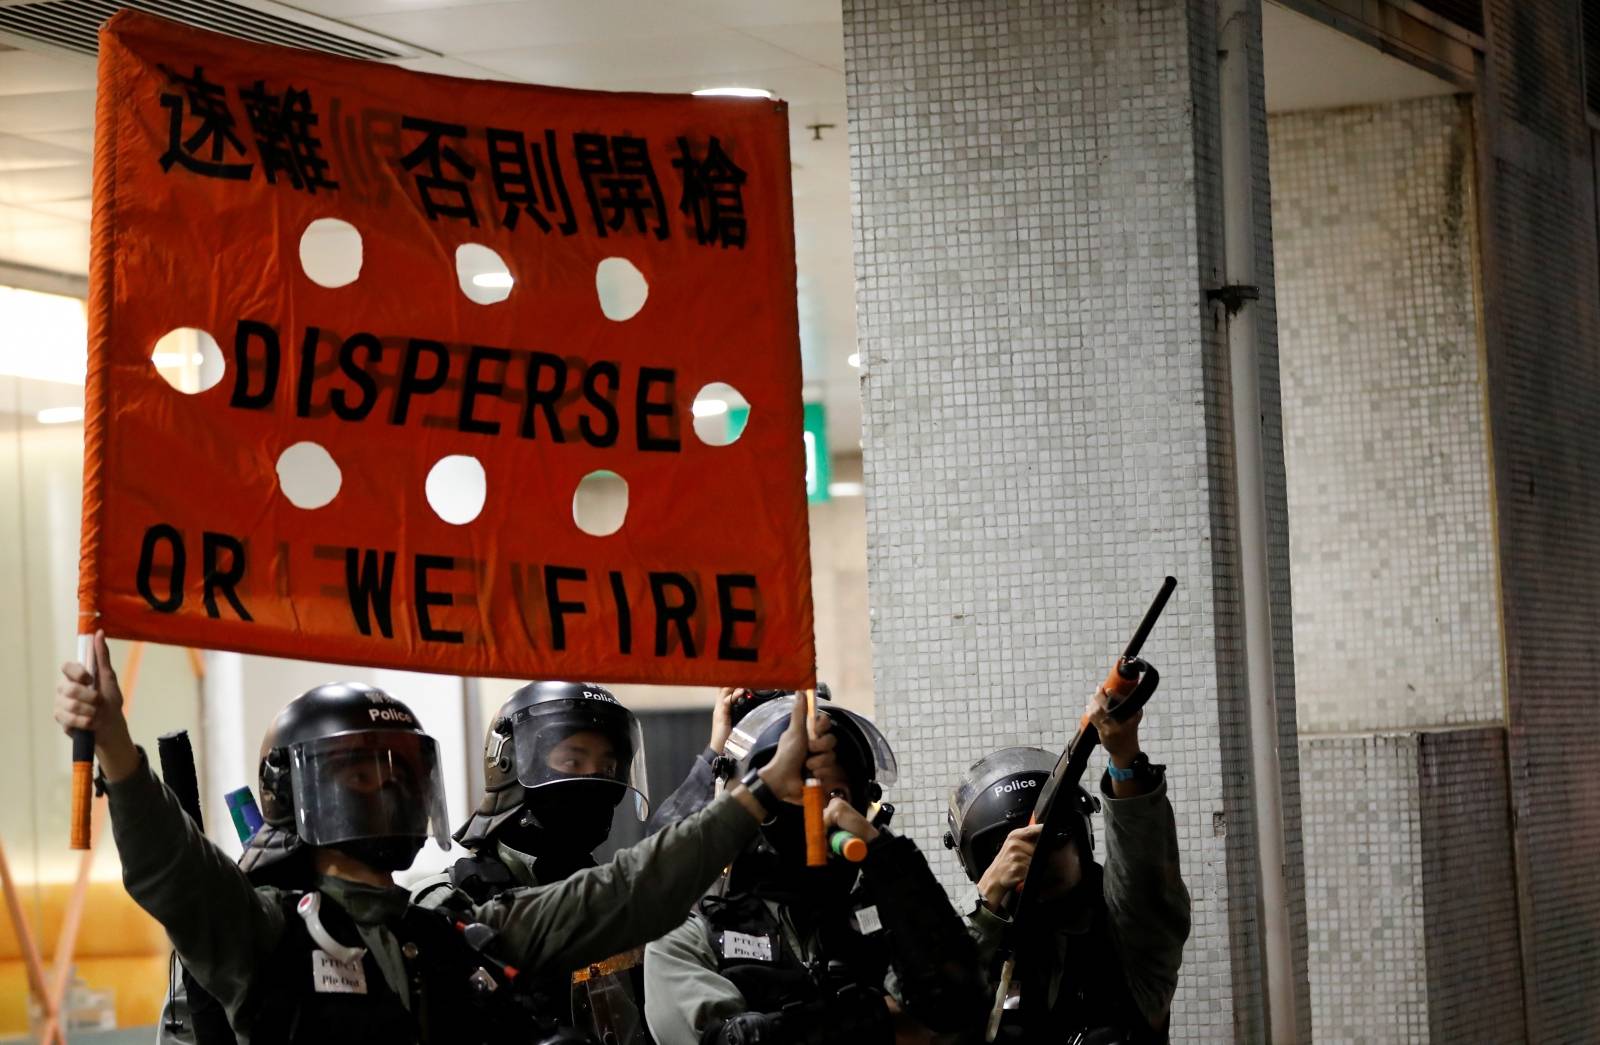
[289,731,451,849]
[510,700,650,821]
[725,696,898,787]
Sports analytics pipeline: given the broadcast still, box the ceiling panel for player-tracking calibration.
[663,0,841,30]
[274,0,503,17]
[0,161,90,202]
[345,0,696,52]
[736,22,843,69]
[20,127,93,151]
[0,48,95,93]
[20,196,90,221]
[0,204,89,271]
[0,89,94,133]
[0,199,74,229]
[387,53,507,79]
[462,30,807,87]
[605,64,844,108]
[0,131,87,170]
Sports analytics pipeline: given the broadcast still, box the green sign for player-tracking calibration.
[804,402,829,504]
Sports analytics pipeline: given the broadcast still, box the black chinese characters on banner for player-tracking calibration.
[158,65,750,248]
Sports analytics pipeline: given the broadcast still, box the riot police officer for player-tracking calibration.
[415,680,655,1043]
[55,631,828,1045]
[643,694,986,1045]
[944,687,1191,1043]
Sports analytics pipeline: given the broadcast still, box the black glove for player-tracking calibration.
[702,1012,783,1045]
[701,986,892,1045]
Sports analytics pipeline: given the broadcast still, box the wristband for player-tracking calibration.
[739,767,783,818]
[1107,751,1153,784]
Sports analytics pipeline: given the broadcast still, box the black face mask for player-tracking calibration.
[502,777,626,859]
[1032,855,1102,922]
[747,806,860,903]
[330,835,425,873]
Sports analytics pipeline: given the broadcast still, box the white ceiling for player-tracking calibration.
[1263,2,1458,113]
[0,0,1460,452]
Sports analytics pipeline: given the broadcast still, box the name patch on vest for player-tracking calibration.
[721,931,775,962]
[853,905,883,935]
[312,949,368,994]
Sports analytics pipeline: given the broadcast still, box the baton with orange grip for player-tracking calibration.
[802,688,829,867]
[985,576,1177,1041]
[69,633,95,850]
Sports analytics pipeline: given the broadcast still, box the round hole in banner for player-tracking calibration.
[299,218,363,288]
[572,470,629,537]
[150,327,225,394]
[276,441,342,509]
[456,244,514,305]
[595,257,648,321]
[426,454,487,525]
[691,382,750,447]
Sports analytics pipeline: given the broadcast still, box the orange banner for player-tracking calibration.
[80,12,815,688]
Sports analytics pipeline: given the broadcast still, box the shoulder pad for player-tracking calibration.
[448,853,518,903]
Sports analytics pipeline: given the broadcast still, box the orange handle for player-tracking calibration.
[803,779,827,867]
[69,759,93,850]
[70,633,97,851]
[1103,659,1140,699]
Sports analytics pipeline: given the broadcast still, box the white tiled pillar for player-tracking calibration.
[842,1,1309,1039]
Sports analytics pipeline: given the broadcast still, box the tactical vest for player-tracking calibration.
[244,890,576,1045]
[696,885,895,1019]
[444,849,651,1045]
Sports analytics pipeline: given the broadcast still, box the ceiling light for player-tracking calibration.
[828,481,864,498]
[847,352,861,368]
[472,272,514,289]
[37,406,84,424]
[151,351,205,367]
[692,399,730,418]
[693,87,774,100]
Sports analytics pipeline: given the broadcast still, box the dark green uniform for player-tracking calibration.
[968,775,1190,1039]
[106,752,758,1044]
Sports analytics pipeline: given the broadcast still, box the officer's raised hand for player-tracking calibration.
[729,691,836,821]
[1087,683,1151,798]
[976,823,1042,910]
[53,630,140,783]
[823,795,877,842]
[709,687,740,754]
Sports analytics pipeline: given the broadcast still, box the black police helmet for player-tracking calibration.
[455,681,647,851]
[943,746,1097,883]
[723,694,895,813]
[257,682,450,873]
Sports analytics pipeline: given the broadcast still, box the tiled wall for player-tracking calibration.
[1300,729,1525,1042]
[1301,734,1429,1042]
[1417,729,1524,1041]
[1270,95,1502,735]
[1478,2,1600,1036]
[1272,95,1528,1039]
[842,1,1306,1037]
